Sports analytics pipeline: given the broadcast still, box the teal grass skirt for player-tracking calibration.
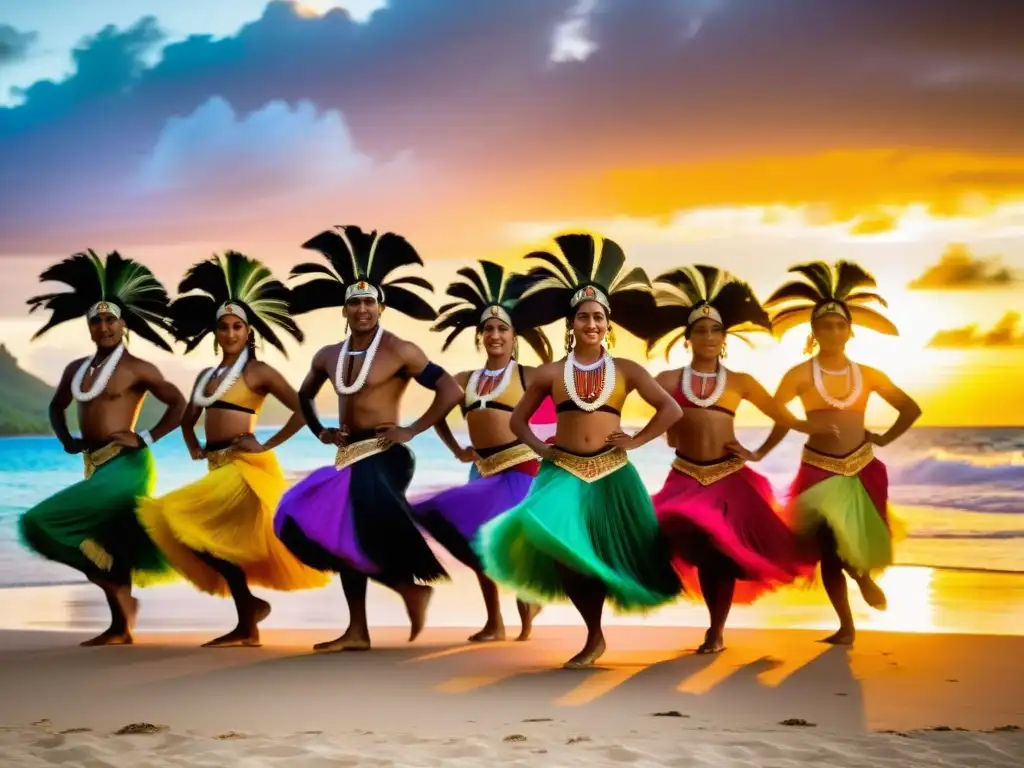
[475,452,681,612]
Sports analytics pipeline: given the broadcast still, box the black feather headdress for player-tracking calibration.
[288,225,436,321]
[510,231,658,343]
[26,249,174,351]
[763,261,898,351]
[644,265,771,360]
[169,251,303,356]
[430,260,553,363]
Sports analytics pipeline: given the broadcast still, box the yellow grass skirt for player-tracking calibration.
[137,450,331,596]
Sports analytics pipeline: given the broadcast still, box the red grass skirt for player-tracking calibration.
[652,458,804,604]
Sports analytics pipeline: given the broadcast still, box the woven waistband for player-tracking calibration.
[474,442,537,478]
[83,443,124,479]
[335,435,394,471]
[801,442,874,476]
[671,454,746,486]
[550,446,628,483]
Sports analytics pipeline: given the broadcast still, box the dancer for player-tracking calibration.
[138,252,331,647]
[411,260,550,642]
[645,265,838,654]
[760,260,921,645]
[275,225,462,651]
[476,232,683,668]
[20,250,186,646]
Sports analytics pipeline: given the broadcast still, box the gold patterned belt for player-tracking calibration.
[671,454,746,486]
[207,447,236,470]
[551,447,628,483]
[82,443,123,480]
[474,442,537,478]
[335,435,394,471]
[801,442,874,476]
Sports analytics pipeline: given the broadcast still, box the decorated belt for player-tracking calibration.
[801,441,874,476]
[671,454,746,486]
[206,447,236,470]
[335,435,394,471]
[551,446,628,483]
[82,443,124,480]
[474,442,538,478]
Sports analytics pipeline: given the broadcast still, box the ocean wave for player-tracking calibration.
[889,451,1024,487]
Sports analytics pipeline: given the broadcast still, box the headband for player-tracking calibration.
[570,284,610,312]
[87,301,122,320]
[813,300,851,321]
[479,304,513,327]
[216,301,249,324]
[345,280,381,302]
[687,302,723,326]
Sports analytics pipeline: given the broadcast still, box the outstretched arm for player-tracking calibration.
[866,367,922,447]
[250,363,307,451]
[612,359,683,449]
[510,364,555,458]
[389,341,463,441]
[49,361,82,454]
[433,371,474,460]
[134,361,186,444]
[298,346,336,442]
[181,372,206,459]
[752,367,802,459]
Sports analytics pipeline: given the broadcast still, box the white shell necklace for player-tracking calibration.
[71,342,126,402]
[682,363,728,408]
[564,348,616,412]
[335,325,384,395]
[812,356,863,410]
[466,361,515,409]
[193,347,249,407]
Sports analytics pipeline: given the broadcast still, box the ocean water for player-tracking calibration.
[0,426,1022,588]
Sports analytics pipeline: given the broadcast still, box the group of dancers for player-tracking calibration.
[19,227,921,668]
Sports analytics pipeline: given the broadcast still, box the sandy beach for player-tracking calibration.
[2,618,1022,765]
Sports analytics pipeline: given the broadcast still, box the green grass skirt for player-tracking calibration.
[475,458,681,612]
[18,446,176,587]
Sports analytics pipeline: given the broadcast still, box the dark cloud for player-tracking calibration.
[0,24,38,66]
[908,244,1018,289]
[927,312,1024,348]
[2,0,1024,253]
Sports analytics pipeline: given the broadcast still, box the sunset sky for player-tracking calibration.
[1,0,1023,427]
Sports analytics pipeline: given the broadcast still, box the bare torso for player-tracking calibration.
[455,365,530,452]
[660,367,745,461]
[72,354,148,448]
[545,356,630,454]
[791,361,872,454]
[327,333,411,433]
[200,365,261,444]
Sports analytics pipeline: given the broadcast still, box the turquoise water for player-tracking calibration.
[1,427,1023,587]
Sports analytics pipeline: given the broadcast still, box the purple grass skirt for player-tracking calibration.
[273,442,448,583]
[409,463,537,568]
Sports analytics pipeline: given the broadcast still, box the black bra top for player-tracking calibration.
[206,400,256,415]
[554,400,621,416]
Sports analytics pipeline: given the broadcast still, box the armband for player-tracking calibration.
[414,361,447,390]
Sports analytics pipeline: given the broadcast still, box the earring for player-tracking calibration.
[564,326,574,351]
[213,338,219,353]
[803,333,817,356]
[719,340,728,359]
[606,324,616,350]
[512,337,520,361]
[684,338,691,349]
[344,319,350,336]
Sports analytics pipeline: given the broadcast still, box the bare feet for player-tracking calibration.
[201,598,271,648]
[696,629,725,654]
[820,627,855,645]
[563,634,606,669]
[516,601,541,642]
[856,577,887,610]
[468,623,506,642]
[314,630,371,652]
[401,584,433,642]
[81,588,138,646]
